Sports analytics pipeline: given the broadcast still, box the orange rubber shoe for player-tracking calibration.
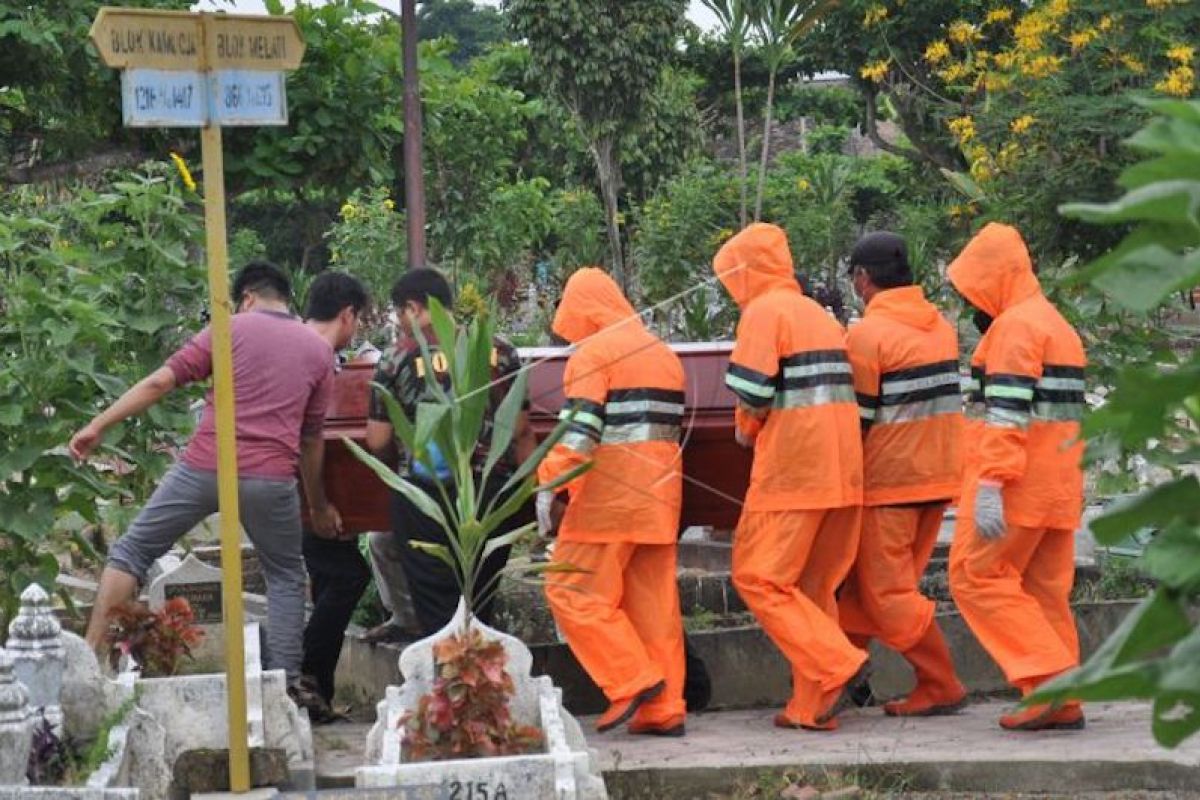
[596,680,665,733]
[629,714,686,737]
[999,702,1085,731]
[884,689,968,718]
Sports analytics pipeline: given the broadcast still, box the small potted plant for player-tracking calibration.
[348,300,606,797]
[103,597,204,677]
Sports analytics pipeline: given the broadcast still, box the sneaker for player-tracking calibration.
[628,715,686,737]
[359,622,412,646]
[596,681,665,733]
[999,702,1085,731]
[287,675,335,724]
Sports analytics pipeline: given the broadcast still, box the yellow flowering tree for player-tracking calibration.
[811,0,1200,258]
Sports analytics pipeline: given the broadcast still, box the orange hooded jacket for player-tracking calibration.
[849,285,963,506]
[537,268,685,544]
[948,223,1086,530]
[714,224,863,512]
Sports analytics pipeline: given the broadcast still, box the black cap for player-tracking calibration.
[849,231,908,273]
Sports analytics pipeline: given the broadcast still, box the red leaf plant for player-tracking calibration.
[104,597,204,677]
[400,628,543,761]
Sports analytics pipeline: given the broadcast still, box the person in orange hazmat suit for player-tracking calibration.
[947,222,1088,731]
[539,267,688,736]
[713,223,868,731]
[836,231,967,717]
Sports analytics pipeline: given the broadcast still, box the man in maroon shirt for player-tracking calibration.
[70,262,335,687]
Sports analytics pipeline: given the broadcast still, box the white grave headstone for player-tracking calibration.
[359,602,607,799]
[0,649,32,786]
[7,583,65,733]
[148,553,223,623]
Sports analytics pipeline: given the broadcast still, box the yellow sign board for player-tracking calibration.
[89,7,304,71]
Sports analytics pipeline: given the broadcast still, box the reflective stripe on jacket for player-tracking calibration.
[714,223,863,512]
[948,223,1086,529]
[537,268,685,544]
[848,285,963,506]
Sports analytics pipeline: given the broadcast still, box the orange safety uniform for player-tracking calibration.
[836,284,966,710]
[947,223,1087,694]
[539,268,687,728]
[714,223,866,728]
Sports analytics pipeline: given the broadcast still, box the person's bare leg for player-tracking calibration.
[84,567,139,652]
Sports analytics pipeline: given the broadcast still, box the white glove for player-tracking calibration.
[974,481,1007,541]
[536,491,556,537]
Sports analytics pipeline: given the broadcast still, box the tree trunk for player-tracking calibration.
[733,49,748,228]
[753,68,777,221]
[401,0,428,270]
[590,136,626,289]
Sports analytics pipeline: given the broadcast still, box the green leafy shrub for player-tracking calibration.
[1030,98,1200,748]
[0,163,205,624]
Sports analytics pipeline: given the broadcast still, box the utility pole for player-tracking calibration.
[401,0,427,270]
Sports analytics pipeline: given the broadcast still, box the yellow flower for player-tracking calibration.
[1167,44,1195,65]
[340,202,357,220]
[1010,114,1036,134]
[860,59,891,83]
[1098,15,1115,32]
[796,178,811,193]
[709,227,736,248]
[1146,0,1180,9]
[984,72,1013,92]
[938,61,972,83]
[863,4,889,27]
[1045,0,1070,19]
[969,154,995,183]
[1014,13,1054,53]
[996,141,1022,170]
[924,40,951,65]
[1120,54,1147,74]
[993,49,1020,70]
[1022,54,1064,78]
[1067,28,1099,52]
[169,152,197,193]
[948,115,976,144]
[1156,65,1195,97]
[383,198,396,211]
[984,8,1013,26]
[948,20,980,45]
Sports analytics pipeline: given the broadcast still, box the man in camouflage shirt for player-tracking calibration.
[366,268,536,635]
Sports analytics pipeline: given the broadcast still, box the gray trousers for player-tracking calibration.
[107,463,305,678]
[367,531,420,633]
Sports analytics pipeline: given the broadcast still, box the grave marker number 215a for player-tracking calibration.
[448,780,508,800]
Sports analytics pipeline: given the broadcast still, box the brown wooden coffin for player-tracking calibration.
[305,343,752,534]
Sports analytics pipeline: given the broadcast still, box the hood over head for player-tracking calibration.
[866,285,941,331]
[947,222,1041,317]
[713,223,799,309]
[552,267,640,344]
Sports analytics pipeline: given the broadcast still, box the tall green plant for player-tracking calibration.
[506,0,687,288]
[1030,98,1200,748]
[700,0,754,226]
[749,0,837,220]
[344,301,588,630]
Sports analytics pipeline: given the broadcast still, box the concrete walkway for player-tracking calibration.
[313,701,1200,796]
[592,701,1200,796]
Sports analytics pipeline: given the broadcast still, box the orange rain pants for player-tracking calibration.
[950,518,1079,690]
[732,505,866,727]
[947,223,1086,691]
[545,541,686,726]
[539,267,687,724]
[839,504,962,701]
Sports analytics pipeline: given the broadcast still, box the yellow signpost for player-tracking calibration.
[89,7,305,793]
